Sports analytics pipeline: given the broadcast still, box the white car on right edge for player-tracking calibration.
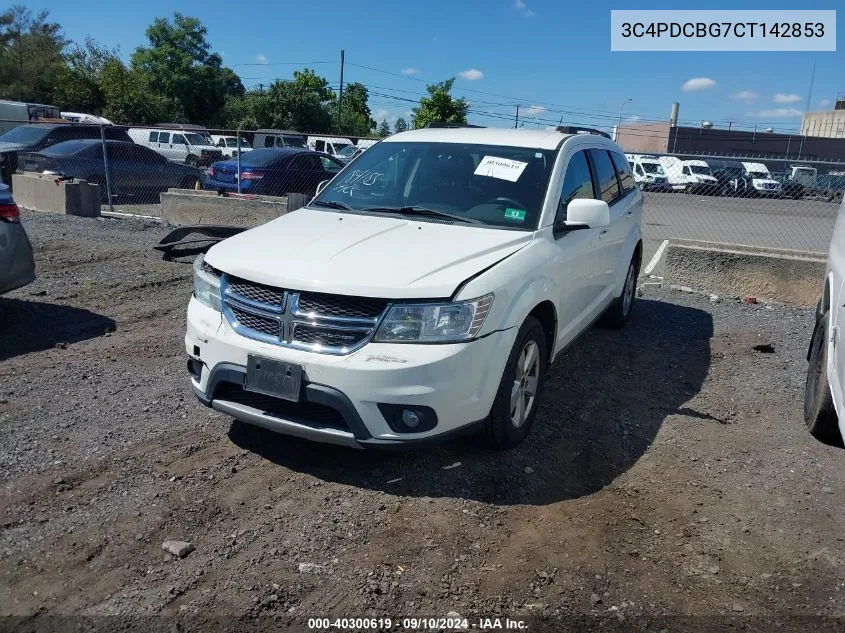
[186,126,643,450]
[805,197,845,447]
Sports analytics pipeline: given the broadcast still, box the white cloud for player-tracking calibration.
[401,68,419,76]
[524,105,545,117]
[682,77,717,92]
[754,108,803,117]
[458,68,484,81]
[374,109,390,123]
[513,0,534,16]
[820,99,832,107]
[730,90,758,103]
[256,53,267,65]
[773,92,801,104]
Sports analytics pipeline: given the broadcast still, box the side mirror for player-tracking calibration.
[316,180,329,195]
[562,198,610,231]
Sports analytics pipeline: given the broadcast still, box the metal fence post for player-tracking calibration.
[99,124,114,213]
[237,127,242,195]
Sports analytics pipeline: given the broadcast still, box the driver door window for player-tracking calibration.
[555,150,594,223]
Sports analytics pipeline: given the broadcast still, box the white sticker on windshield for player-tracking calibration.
[474,156,528,182]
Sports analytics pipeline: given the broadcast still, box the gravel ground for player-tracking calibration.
[2,210,845,631]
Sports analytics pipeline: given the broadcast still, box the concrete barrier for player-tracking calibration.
[160,189,291,228]
[663,239,826,307]
[12,173,100,217]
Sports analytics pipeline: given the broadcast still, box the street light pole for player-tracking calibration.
[616,98,632,141]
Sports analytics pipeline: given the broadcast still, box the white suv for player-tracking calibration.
[804,197,845,447]
[186,127,643,449]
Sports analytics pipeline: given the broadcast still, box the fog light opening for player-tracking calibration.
[401,409,421,429]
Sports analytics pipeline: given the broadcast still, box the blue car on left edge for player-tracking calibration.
[204,148,344,197]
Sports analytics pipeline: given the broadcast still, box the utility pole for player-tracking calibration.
[514,105,519,129]
[616,97,631,142]
[338,49,345,130]
[798,61,815,161]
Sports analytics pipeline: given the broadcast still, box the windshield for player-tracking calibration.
[226,138,250,147]
[748,171,769,179]
[688,165,711,175]
[311,141,557,230]
[0,126,51,144]
[338,146,359,157]
[641,162,664,174]
[183,133,211,145]
[331,143,352,153]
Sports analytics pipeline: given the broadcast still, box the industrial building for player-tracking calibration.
[800,97,845,139]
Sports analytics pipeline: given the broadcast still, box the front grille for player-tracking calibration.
[221,276,388,355]
[297,292,387,319]
[228,277,284,305]
[215,384,348,430]
[230,306,279,336]
[293,324,369,348]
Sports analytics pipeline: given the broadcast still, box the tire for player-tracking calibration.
[483,316,548,450]
[599,254,639,329]
[804,312,842,447]
[186,155,199,167]
[180,176,200,190]
[834,190,844,204]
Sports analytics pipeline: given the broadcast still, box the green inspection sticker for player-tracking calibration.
[504,208,527,221]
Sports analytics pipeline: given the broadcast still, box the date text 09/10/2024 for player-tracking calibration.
[307,617,529,630]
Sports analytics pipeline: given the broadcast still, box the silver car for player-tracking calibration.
[0,184,35,295]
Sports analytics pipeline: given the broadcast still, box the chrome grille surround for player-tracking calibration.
[220,275,388,355]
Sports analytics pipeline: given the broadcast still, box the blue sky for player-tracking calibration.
[44,0,842,133]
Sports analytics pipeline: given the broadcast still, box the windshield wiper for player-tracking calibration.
[360,205,482,224]
[311,199,352,211]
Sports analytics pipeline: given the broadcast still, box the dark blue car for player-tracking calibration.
[21,139,205,203]
[204,148,344,197]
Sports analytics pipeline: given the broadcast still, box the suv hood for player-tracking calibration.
[205,208,532,298]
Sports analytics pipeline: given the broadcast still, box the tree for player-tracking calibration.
[52,37,118,114]
[99,57,182,124]
[337,82,375,136]
[394,117,408,134]
[411,78,468,129]
[0,6,66,104]
[130,13,243,124]
[377,119,391,138]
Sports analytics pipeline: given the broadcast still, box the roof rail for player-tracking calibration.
[424,122,485,128]
[556,125,611,140]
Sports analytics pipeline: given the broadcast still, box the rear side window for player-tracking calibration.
[148,131,158,142]
[264,136,274,148]
[173,134,186,144]
[588,149,621,204]
[610,151,636,195]
[314,140,325,152]
[556,150,594,222]
[159,132,170,143]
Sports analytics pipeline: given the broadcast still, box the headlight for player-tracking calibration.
[373,294,494,343]
[193,253,222,311]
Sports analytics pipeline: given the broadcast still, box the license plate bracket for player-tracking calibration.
[244,355,302,402]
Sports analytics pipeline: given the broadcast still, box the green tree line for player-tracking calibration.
[0,5,468,134]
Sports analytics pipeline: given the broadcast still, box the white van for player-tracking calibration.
[210,135,253,159]
[656,156,718,193]
[128,127,223,166]
[307,136,354,157]
[626,154,669,191]
[741,161,782,197]
[62,112,113,125]
[253,129,308,150]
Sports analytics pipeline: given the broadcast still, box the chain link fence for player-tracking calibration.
[3,119,843,259]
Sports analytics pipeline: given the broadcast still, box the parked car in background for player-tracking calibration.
[21,140,205,203]
[0,184,35,295]
[0,99,61,134]
[712,162,755,197]
[626,154,669,191]
[804,196,845,448]
[211,135,253,159]
[307,136,354,157]
[253,130,308,149]
[337,145,366,163]
[203,148,344,197]
[0,123,132,185]
[678,160,719,194]
[187,127,643,449]
[741,162,782,197]
[127,127,223,167]
[62,112,113,125]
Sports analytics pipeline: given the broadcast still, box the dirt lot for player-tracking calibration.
[2,211,845,631]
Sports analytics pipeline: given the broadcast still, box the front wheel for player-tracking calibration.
[484,316,547,450]
[804,312,842,447]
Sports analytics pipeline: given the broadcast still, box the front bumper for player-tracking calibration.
[185,297,514,448]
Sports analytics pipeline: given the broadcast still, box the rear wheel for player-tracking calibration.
[186,155,199,167]
[180,176,201,190]
[804,312,842,447]
[483,317,547,450]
